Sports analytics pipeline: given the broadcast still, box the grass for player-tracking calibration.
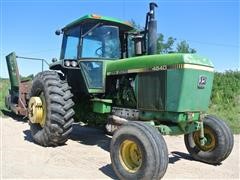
[208,91,240,134]
[208,71,240,134]
[208,102,240,134]
[0,78,10,115]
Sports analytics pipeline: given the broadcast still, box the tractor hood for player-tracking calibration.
[106,54,214,76]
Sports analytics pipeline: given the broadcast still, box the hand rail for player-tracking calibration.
[16,55,50,71]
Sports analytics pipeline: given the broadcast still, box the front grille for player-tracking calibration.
[137,71,166,111]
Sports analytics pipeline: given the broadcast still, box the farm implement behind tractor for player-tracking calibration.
[5,52,49,116]
[5,2,233,179]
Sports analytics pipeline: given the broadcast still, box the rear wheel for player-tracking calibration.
[28,71,75,147]
[110,121,168,179]
[184,115,233,164]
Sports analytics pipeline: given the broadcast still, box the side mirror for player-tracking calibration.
[52,58,58,62]
[55,30,62,36]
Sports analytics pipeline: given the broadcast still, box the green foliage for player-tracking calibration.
[208,71,240,134]
[129,19,144,31]
[0,78,10,115]
[176,40,196,53]
[157,33,176,54]
[157,35,196,54]
[130,20,196,54]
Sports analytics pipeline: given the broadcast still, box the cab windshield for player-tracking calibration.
[82,25,120,59]
[61,24,121,59]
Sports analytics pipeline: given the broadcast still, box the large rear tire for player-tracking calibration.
[184,115,234,164]
[29,71,75,147]
[110,121,168,179]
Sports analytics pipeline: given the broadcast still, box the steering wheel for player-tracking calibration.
[95,47,103,57]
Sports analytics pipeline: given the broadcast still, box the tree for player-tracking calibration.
[129,20,196,54]
[157,33,176,54]
[129,19,144,31]
[176,40,196,53]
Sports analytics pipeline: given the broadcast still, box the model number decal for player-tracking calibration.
[152,65,167,71]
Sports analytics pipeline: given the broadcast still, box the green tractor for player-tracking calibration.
[21,2,233,179]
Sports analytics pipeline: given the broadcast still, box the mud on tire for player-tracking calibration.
[29,71,75,147]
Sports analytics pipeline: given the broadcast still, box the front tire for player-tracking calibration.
[110,121,168,179]
[29,71,75,147]
[184,115,234,164]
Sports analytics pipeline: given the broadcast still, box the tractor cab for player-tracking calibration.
[51,3,158,94]
[59,14,134,60]
[52,14,138,93]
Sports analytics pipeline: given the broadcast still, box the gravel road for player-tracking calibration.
[0,115,239,179]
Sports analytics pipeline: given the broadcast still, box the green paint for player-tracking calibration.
[139,111,200,123]
[140,119,200,135]
[166,69,214,112]
[73,96,108,127]
[156,121,200,135]
[48,38,214,137]
[50,60,109,94]
[139,110,201,135]
[91,98,112,113]
[88,89,105,93]
[143,120,155,126]
[106,53,214,113]
[64,14,133,31]
[106,53,213,74]
[49,59,63,69]
[85,60,108,93]
[5,52,20,92]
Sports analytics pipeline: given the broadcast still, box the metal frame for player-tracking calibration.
[16,55,49,72]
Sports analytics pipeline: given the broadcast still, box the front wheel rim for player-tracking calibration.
[193,127,217,151]
[119,140,142,173]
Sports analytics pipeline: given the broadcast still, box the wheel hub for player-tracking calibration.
[119,140,142,173]
[193,127,216,151]
[28,96,45,127]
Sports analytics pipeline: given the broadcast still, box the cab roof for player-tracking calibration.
[63,14,134,31]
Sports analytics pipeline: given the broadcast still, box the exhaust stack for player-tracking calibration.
[147,2,158,55]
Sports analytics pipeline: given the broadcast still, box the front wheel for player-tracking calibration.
[184,115,234,164]
[110,121,168,179]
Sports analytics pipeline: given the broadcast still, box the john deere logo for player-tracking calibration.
[198,75,207,89]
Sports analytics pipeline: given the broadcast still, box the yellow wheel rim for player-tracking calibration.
[119,140,142,173]
[193,127,216,151]
[28,96,46,127]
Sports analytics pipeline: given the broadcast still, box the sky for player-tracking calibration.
[0,0,239,78]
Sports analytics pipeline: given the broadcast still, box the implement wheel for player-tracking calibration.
[110,121,168,179]
[28,71,75,147]
[184,115,234,164]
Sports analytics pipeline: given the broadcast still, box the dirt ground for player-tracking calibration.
[0,115,239,179]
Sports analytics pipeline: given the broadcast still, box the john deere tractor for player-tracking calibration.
[18,2,233,179]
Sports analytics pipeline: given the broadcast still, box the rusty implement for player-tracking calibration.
[5,52,48,116]
[5,52,32,116]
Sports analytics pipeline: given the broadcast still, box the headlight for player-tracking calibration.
[71,61,78,67]
[64,60,70,67]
